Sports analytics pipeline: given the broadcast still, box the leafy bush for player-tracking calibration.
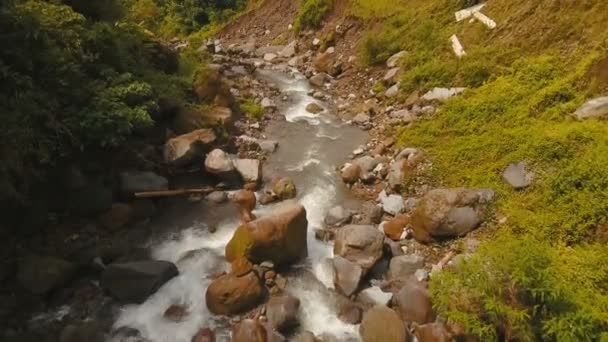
[431,234,608,341]
[239,99,264,121]
[294,0,333,32]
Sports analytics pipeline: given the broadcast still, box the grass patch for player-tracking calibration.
[294,0,333,32]
[239,99,264,121]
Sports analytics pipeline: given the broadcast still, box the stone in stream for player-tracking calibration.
[309,72,329,87]
[266,294,301,333]
[204,149,239,183]
[205,270,264,315]
[391,278,436,325]
[388,254,425,280]
[359,305,407,342]
[163,304,189,322]
[377,190,405,216]
[503,161,533,189]
[231,319,267,342]
[386,51,407,68]
[259,140,279,153]
[261,97,276,110]
[356,202,383,225]
[334,225,384,272]
[225,202,308,266]
[324,205,352,227]
[234,158,263,184]
[357,286,393,307]
[410,188,495,243]
[332,256,363,296]
[164,128,217,166]
[574,96,608,120]
[119,171,168,197]
[101,261,178,303]
[305,102,324,114]
[231,190,257,223]
[191,328,216,342]
[272,177,297,200]
[340,163,361,184]
[206,191,228,204]
[17,255,76,295]
[338,303,363,324]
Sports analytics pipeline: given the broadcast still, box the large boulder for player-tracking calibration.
[172,106,234,134]
[17,255,76,295]
[391,278,435,324]
[205,270,264,315]
[204,149,239,182]
[388,255,425,280]
[119,171,168,197]
[164,128,217,166]
[574,96,608,120]
[359,305,406,342]
[334,225,384,272]
[101,261,178,303]
[332,256,363,296]
[232,319,267,342]
[234,159,263,184]
[410,188,494,243]
[225,202,308,266]
[266,294,301,333]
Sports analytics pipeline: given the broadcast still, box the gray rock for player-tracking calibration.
[415,269,429,282]
[385,84,400,98]
[357,286,393,306]
[378,191,405,216]
[101,261,178,303]
[388,254,425,280]
[352,113,371,125]
[574,96,608,120]
[387,160,405,191]
[392,279,435,324]
[383,67,401,85]
[266,294,300,333]
[259,140,279,153]
[358,202,383,225]
[234,159,262,184]
[204,149,237,181]
[332,256,363,296]
[279,41,297,58]
[386,51,407,68]
[334,225,385,272]
[353,156,377,174]
[422,87,466,102]
[309,73,329,87]
[305,102,324,114]
[325,205,352,227]
[120,172,168,197]
[503,161,533,189]
[261,97,276,109]
[395,147,421,161]
[206,191,228,204]
[17,255,76,295]
[164,128,217,166]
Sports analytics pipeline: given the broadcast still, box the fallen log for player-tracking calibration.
[134,187,214,198]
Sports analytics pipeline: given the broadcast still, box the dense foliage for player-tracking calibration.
[0,0,244,206]
[355,0,608,339]
[294,0,333,32]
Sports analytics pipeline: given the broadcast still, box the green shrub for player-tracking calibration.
[431,233,608,341]
[239,99,264,121]
[294,0,333,32]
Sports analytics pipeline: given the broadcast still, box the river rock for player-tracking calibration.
[309,73,329,87]
[392,278,435,324]
[338,304,362,324]
[387,51,407,68]
[279,41,297,58]
[119,171,168,197]
[574,96,608,120]
[272,177,297,200]
[385,84,400,98]
[387,160,405,191]
[383,214,409,241]
[332,256,363,296]
[388,255,425,280]
[352,113,370,126]
[99,203,133,231]
[164,304,189,322]
[422,87,465,102]
[357,202,383,225]
[261,97,276,110]
[234,159,262,184]
[306,102,324,114]
[383,67,401,85]
[259,140,279,153]
[164,128,217,166]
[225,202,308,266]
[204,149,238,182]
[266,294,301,333]
[378,191,405,216]
[324,205,352,227]
[359,305,406,342]
[101,261,178,303]
[357,286,393,307]
[410,188,494,243]
[191,328,216,342]
[502,161,533,189]
[264,53,278,62]
[206,271,264,315]
[340,163,361,184]
[353,156,377,174]
[17,255,76,295]
[206,191,227,204]
[334,225,384,272]
[232,319,267,342]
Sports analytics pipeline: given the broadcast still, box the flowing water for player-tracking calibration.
[111,67,366,341]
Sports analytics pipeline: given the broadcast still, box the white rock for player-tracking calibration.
[386,51,407,68]
[422,87,466,102]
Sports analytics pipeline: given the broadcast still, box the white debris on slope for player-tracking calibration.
[450,34,466,58]
[455,3,486,21]
[473,11,497,29]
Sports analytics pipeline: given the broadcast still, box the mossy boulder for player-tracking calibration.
[225,202,308,266]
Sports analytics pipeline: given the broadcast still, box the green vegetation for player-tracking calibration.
[0,0,245,206]
[354,0,608,339]
[294,0,333,32]
[239,99,264,121]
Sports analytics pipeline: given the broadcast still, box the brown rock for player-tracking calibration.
[266,294,301,333]
[392,278,435,324]
[164,128,217,166]
[231,258,254,277]
[313,52,334,73]
[338,304,362,324]
[414,322,452,342]
[99,203,133,231]
[341,164,361,184]
[383,214,410,241]
[232,319,267,342]
[205,271,264,315]
[334,225,384,272]
[232,190,257,223]
[359,305,406,342]
[191,328,215,342]
[272,177,297,200]
[164,304,189,322]
[332,256,363,296]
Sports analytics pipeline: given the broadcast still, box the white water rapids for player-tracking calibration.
[110,68,366,341]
